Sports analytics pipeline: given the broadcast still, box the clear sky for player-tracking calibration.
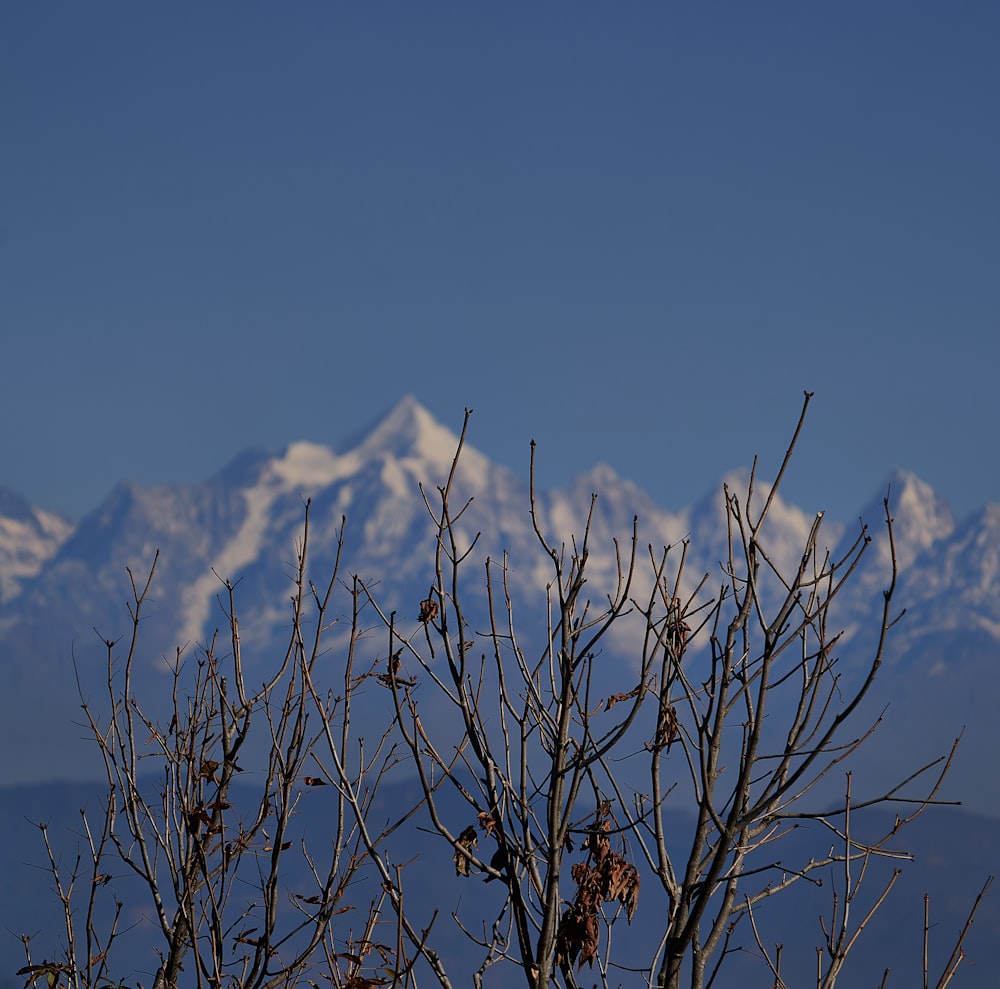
[2,4,997,523]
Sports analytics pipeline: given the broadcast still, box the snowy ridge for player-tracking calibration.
[0,401,989,654]
[0,488,74,603]
[1,397,999,814]
[174,399,492,646]
[178,441,363,645]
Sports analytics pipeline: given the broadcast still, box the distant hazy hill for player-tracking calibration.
[1,779,995,989]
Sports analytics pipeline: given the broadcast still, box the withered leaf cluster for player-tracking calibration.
[556,808,640,971]
[652,699,679,752]
[662,593,690,649]
[455,815,510,881]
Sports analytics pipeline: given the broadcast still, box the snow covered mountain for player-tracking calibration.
[0,396,997,813]
[0,487,73,604]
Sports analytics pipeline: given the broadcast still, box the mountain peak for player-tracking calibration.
[0,487,43,523]
[884,469,952,518]
[347,396,471,471]
[860,469,955,571]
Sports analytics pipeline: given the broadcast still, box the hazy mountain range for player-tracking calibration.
[0,396,995,808]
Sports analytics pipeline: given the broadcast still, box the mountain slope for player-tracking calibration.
[0,397,996,816]
[0,487,74,604]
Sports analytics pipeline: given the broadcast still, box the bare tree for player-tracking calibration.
[20,395,989,989]
[19,512,422,989]
[360,394,984,989]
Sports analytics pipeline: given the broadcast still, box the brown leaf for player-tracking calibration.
[556,904,600,971]
[198,758,220,780]
[418,598,439,624]
[604,686,640,711]
[454,825,478,877]
[351,938,388,959]
[652,701,679,751]
[233,926,258,944]
[619,866,640,922]
[186,808,213,833]
[668,597,690,648]
[375,672,417,688]
[303,776,328,786]
[577,911,600,970]
[388,649,402,674]
[16,961,70,984]
[476,811,498,838]
[585,820,611,864]
[602,855,630,901]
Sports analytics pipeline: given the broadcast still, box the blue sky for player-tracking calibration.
[2,4,997,522]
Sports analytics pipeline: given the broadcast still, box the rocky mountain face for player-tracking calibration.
[0,396,996,815]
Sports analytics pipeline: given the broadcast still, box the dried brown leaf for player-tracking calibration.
[454,825,478,876]
[604,686,640,711]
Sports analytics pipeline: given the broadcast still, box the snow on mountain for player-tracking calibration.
[175,440,364,647]
[683,467,822,584]
[352,394,488,476]
[855,469,956,575]
[940,503,1000,607]
[0,488,74,603]
[168,398,502,655]
[0,397,998,812]
[891,502,1000,648]
[828,469,963,658]
[533,463,688,599]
